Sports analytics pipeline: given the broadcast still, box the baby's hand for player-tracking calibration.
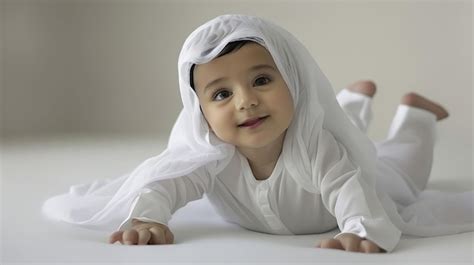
[108,219,174,245]
[316,233,384,253]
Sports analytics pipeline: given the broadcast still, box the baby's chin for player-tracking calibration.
[235,136,286,151]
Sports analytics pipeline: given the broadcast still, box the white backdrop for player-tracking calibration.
[2,1,471,141]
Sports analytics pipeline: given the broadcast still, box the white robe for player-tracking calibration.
[119,89,473,252]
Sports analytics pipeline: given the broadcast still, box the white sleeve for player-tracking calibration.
[314,131,401,252]
[118,166,213,230]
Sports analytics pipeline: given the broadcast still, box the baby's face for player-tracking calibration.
[193,43,294,151]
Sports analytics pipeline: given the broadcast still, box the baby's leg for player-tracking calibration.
[336,80,376,133]
[375,93,449,191]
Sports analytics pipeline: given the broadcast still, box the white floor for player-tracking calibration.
[1,134,473,265]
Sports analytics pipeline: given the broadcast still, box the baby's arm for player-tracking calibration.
[313,130,401,253]
[109,167,212,245]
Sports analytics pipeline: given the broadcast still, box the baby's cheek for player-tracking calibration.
[213,131,234,145]
[208,120,229,140]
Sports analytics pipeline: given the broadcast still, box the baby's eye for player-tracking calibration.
[213,90,232,101]
[254,76,271,86]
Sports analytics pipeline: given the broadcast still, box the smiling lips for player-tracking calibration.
[238,115,269,127]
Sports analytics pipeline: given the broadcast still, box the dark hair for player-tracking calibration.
[190,40,253,90]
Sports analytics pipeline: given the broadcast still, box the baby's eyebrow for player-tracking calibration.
[204,77,227,92]
[247,64,276,73]
[203,64,276,92]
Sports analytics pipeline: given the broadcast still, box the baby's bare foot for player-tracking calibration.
[401,92,449,121]
[347,80,377,97]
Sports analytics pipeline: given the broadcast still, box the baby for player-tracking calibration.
[43,14,473,253]
[108,41,447,252]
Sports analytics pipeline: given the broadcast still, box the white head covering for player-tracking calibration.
[42,14,378,231]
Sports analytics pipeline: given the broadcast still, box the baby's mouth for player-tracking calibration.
[238,115,269,127]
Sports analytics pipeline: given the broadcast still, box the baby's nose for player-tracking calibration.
[236,89,259,110]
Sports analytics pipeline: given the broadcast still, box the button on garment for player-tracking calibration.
[239,152,292,234]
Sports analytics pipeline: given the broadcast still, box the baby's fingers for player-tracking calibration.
[123,229,139,245]
[137,229,152,245]
[109,230,125,244]
[316,239,344,250]
[164,228,174,244]
[149,226,169,244]
[336,234,362,252]
[359,240,381,253]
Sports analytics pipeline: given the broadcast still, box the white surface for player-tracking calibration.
[1,134,473,264]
